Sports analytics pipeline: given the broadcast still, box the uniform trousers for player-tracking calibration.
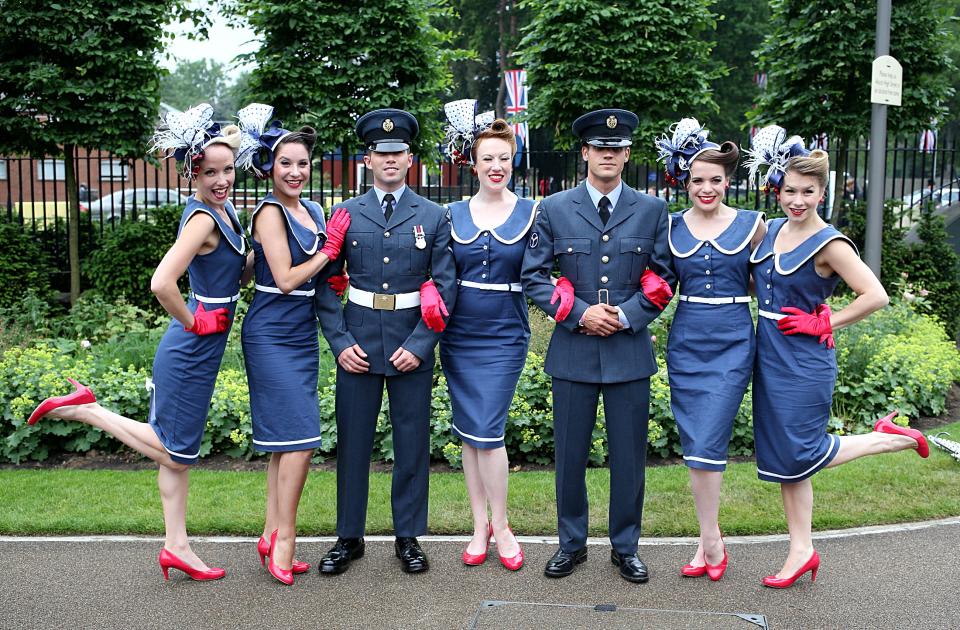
[335,367,433,538]
[553,377,650,555]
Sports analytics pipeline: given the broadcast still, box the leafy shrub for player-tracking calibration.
[901,210,960,338]
[0,221,51,309]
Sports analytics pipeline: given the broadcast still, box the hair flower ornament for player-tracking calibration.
[149,103,223,178]
[654,118,720,187]
[235,103,295,179]
[443,99,495,165]
[744,125,811,193]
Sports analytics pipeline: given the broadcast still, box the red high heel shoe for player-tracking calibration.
[497,526,524,571]
[267,530,294,585]
[158,548,225,581]
[762,550,820,588]
[681,562,707,577]
[705,544,728,582]
[27,378,97,425]
[462,522,493,566]
[258,530,310,573]
[874,412,929,458]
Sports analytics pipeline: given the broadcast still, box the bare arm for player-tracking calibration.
[240,250,255,286]
[151,213,217,328]
[816,240,889,329]
[253,204,330,293]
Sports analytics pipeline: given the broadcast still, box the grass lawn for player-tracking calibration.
[2,421,958,537]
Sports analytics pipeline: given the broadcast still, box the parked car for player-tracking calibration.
[900,184,960,210]
[80,188,188,221]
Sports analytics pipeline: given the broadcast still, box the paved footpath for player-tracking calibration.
[1,517,958,629]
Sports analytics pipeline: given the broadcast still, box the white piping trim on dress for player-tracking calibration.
[179,204,246,256]
[250,199,320,255]
[683,455,727,466]
[756,434,838,480]
[749,218,777,264]
[449,199,537,245]
[161,444,200,460]
[669,210,764,258]
[774,233,857,276]
[253,435,323,447]
[452,421,504,443]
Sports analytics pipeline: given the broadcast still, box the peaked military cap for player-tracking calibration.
[355,108,419,152]
[572,109,639,147]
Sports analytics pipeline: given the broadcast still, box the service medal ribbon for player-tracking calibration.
[414,225,427,250]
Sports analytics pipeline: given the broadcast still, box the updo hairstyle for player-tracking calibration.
[470,119,517,164]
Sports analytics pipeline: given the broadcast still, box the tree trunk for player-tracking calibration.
[340,143,350,202]
[830,137,848,227]
[63,143,80,304]
[495,0,509,118]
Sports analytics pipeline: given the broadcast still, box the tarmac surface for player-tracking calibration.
[2,517,958,629]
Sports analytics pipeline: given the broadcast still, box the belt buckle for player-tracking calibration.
[373,293,396,310]
[597,289,609,305]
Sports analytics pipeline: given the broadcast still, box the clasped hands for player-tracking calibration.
[338,344,421,374]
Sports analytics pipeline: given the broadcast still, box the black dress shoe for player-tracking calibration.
[319,537,365,575]
[395,537,429,573]
[544,547,587,578]
[610,549,649,583]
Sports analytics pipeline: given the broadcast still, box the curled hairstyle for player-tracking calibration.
[692,141,739,177]
[276,125,318,157]
[205,124,242,153]
[785,149,829,188]
[470,119,517,163]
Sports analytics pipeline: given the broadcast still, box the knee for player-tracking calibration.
[164,460,190,473]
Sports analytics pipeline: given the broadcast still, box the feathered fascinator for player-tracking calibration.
[150,104,224,179]
[744,125,811,192]
[235,103,294,179]
[655,118,721,187]
[443,99,495,165]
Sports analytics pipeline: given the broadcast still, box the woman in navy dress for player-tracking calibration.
[237,105,350,585]
[747,126,929,588]
[656,118,765,581]
[27,105,249,581]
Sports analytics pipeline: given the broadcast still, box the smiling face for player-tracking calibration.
[364,149,413,191]
[271,141,310,199]
[193,143,235,208]
[779,170,825,223]
[473,137,513,193]
[686,160,728,213]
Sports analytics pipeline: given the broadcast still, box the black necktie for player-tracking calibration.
[598,196,611,225]
[382,193,395,221]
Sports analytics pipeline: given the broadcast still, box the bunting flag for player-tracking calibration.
[504,69,529,165]
[919,129,936,153]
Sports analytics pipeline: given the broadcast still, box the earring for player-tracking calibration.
[724,183,730,190]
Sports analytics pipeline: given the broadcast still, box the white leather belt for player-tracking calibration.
[190,291,241,303]
[758,309,785,320]
[255,283,316,297]
[347,285,420,310]
[458,279,522,292]
[678,295,752,305]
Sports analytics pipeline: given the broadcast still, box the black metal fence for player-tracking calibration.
[3,133,958,276]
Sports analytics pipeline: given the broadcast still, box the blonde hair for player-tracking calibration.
[785,149,829,188]
[471,119,517,163]
[204,124,242,153]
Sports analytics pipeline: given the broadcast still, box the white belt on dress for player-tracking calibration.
[347,285,420,310]
[678,294,752,305]
[190,291,241,303]
[254,283,316,297]
[458,279,522,292]
[758,309,786,320]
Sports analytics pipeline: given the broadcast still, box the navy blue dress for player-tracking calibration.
[667,209,763,471]
[242,194,327,452]
[750,218,857,482]
[440,198,535,449]
[149,197,247,465]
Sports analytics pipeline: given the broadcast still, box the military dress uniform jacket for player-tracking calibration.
[315,187,457,376]
[521,182,674,384]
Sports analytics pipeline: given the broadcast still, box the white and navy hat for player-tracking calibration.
[442,99,495,165]
[744,125,811,191]
[356,108,419,152]
[149,103,226,178]
[235,103,297,179]
[572,109,639,147]
[655,118,721,186]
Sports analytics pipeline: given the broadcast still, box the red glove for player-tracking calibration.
[640,269,673,310]
[550,277,575,322]
[327,271,349,297]
[777,304,833,345]
[419,280,449,333]
[185,302,229,336]
[815,303,835,348]
[320,207,351,259]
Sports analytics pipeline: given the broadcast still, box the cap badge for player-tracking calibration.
[606,115,618,129]
[382,118,395,132]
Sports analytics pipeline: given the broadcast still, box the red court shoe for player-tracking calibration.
[158,548,226,581]
[462,522,493,566]
[258,531,310,574]
[762,550,819,589]
[497,526,524,571]
[681,562,707,577]
[874,412,929,458]
[267,530,294,585]
[27,377,97,425]
[705,544,728,582]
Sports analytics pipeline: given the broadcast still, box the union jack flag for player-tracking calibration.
[504,69,529,150]
[919,129,936,153]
